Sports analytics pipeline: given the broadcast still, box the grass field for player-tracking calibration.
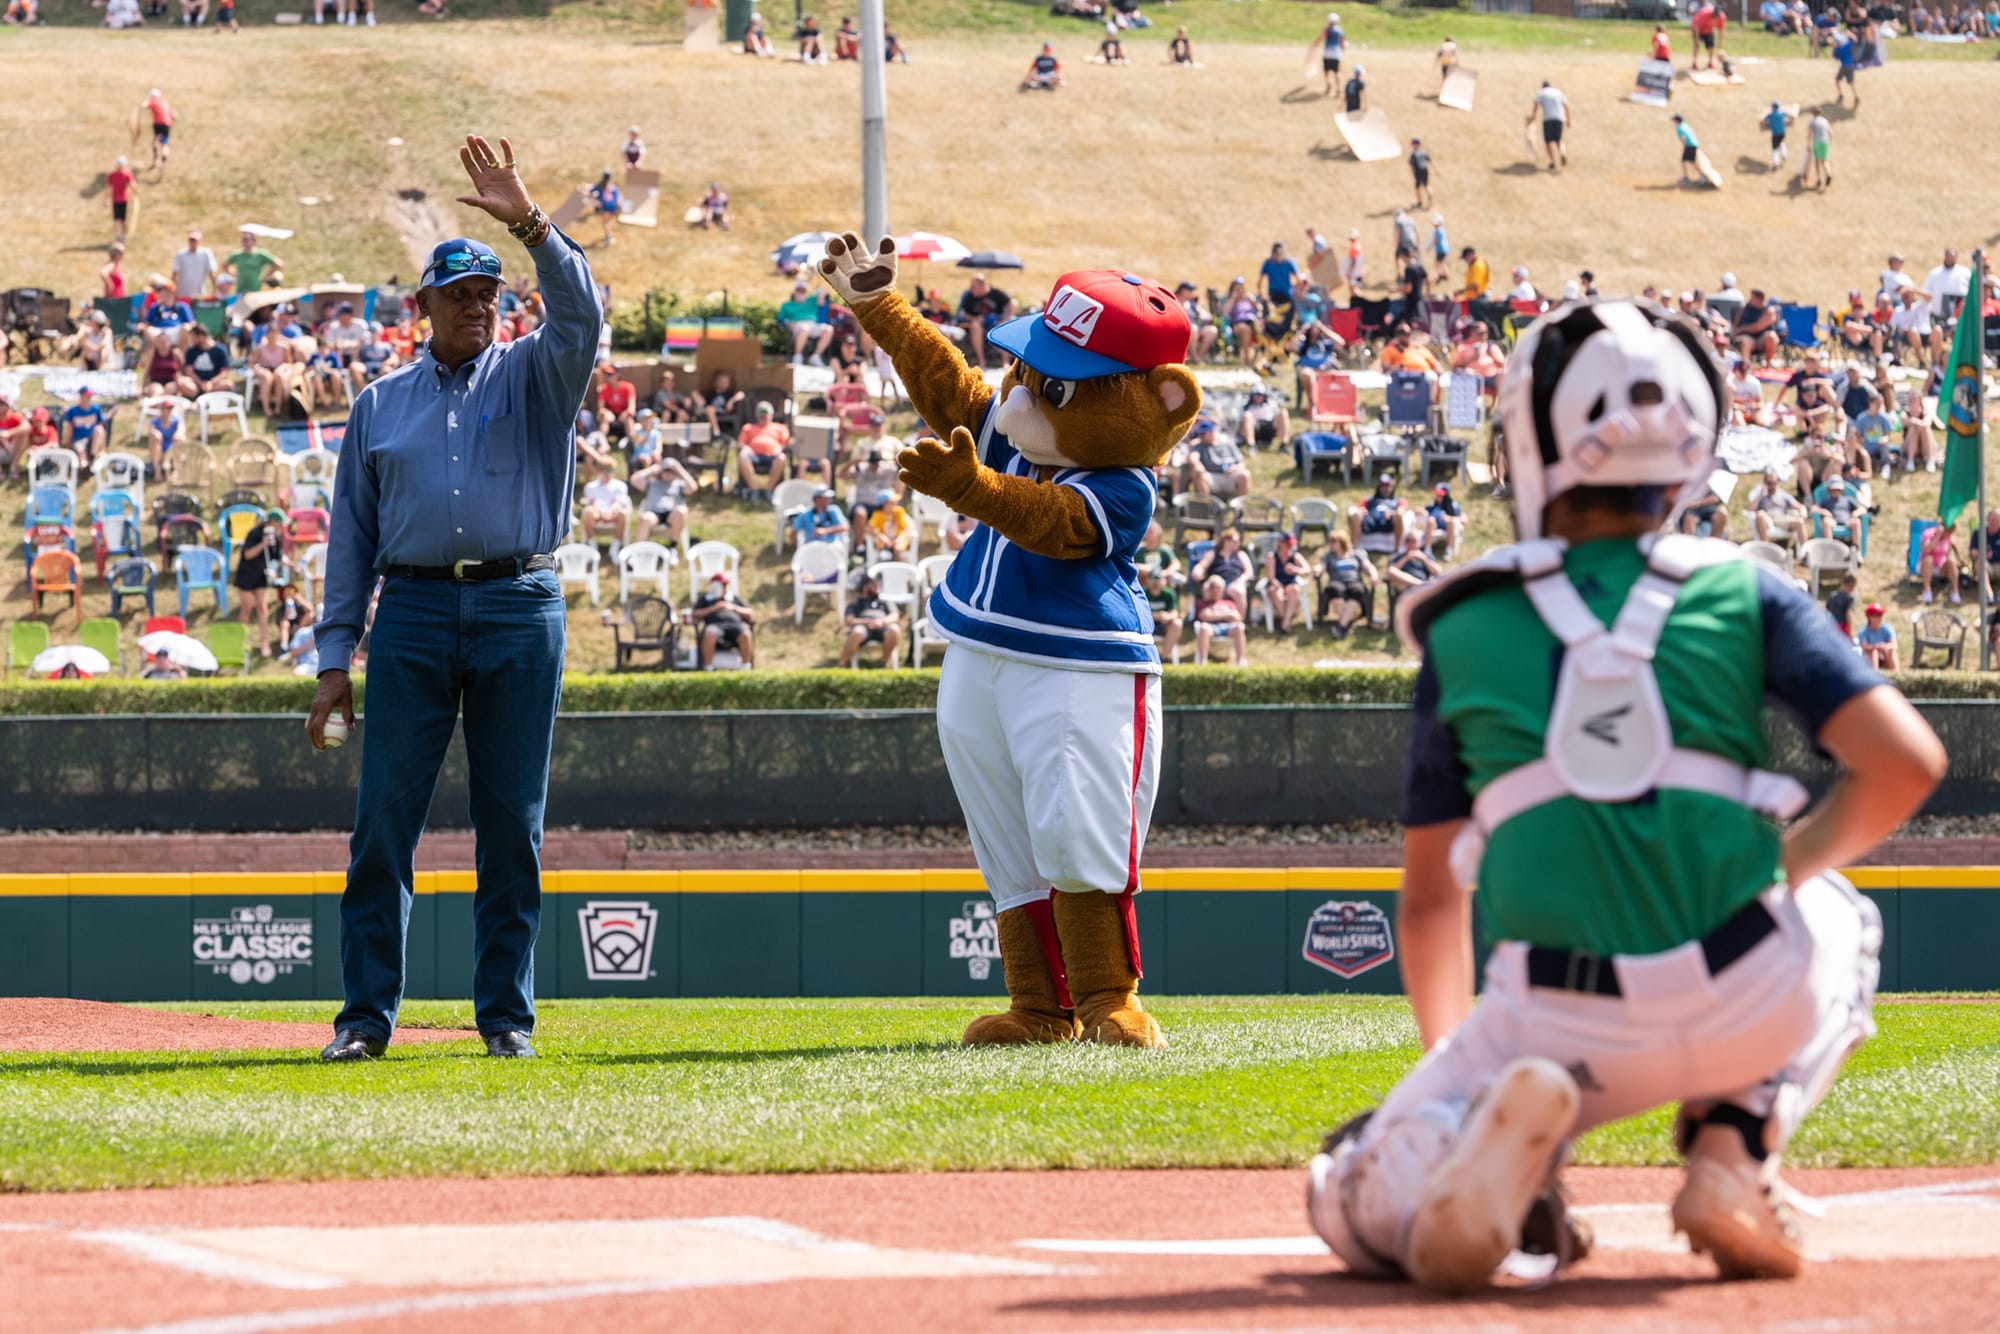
[3,996,1997,1192]
[4,9,1998,673]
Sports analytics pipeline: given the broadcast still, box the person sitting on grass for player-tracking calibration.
[1919,519,1961,605]
[834,14,858,58]
[1264,530,1312,633]
[797,13,826,64]
[1169,23,1195,63]
[1857,602,1899,670]
[1137,519,1185,659]
[1023,42,1063,89]
[690,571,758,668]
[630,452,698,548]
[703,181,731,230]
[743,12,775,56]
[838,573,902,667]
[1316,529,1377,639]
[736,401,791,499]
[1097,21,1128,63]
[1190,527,1254,617]
[1190,574,1248,666]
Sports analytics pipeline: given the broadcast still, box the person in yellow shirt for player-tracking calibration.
[1457,245,1490,301]
[867,496,914,561]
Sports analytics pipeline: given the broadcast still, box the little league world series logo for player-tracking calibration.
[191,904,314,986]
[948,899,999,980]
[578,901,660,982]
[1301,900,1395,979]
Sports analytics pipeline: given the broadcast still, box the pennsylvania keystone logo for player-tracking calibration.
[948,899,999,981]
[192,904,314,986]
[578,900,659,982]
[1302,899,1395,979]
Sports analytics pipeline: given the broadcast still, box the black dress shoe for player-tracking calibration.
[484,1030,537,1058]
[320,1028,386,1062]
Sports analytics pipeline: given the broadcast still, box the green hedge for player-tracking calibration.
[3,668,1997,716]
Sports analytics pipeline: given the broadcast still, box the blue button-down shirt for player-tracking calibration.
[318,229,601,674]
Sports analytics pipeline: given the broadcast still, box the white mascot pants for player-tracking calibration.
[1317,874,1881,1274]
[936,646,1162,911]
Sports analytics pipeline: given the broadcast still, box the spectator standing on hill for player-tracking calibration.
[1408,138,1435,210]
[106,157,134,243]
[691,571,758,668]
[1833,26,1860,107]
[1436,34,1458,89]
[1761,102,1792,170]
[1802,107,1832,190]
[588,170,622,248]
[1651,22,1672,60]
[307,134,601,1064]
[1342,228,1365,296]
[1528,81,1570,172]
[1260,242,1300,312]
[1691,0,1727,70]
[620,127,645,167]
[172,229,217,300]
[1674,114,1705,185]
[1314,11,1346,96]
[228,231,282,293]
[138,89,175,173]
[1457,245,1489,302]
[1343,64,1368,115]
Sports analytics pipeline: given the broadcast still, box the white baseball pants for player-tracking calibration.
[1331,874,1880,1270]
[935,646,1162,912]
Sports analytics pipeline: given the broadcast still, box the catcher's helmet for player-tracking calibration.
[1496,299,1727,541]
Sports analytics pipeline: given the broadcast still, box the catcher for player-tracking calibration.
[1306,299,1946,1292]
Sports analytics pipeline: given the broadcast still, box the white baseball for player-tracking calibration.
[322,717,349,749]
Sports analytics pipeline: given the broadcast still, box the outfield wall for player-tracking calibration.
[3,867,1995,1002]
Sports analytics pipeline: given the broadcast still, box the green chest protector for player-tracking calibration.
[1397,534,1809,889]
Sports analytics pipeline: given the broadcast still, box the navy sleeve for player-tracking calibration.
[1400,653,1475,827]
[1756,564,1885,737]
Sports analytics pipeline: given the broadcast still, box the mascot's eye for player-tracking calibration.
[1041,378,1077,410]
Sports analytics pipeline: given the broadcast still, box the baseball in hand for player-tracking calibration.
[322,717,349,749]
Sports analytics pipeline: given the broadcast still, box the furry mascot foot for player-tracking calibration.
[1055,891,1164,1047]
[961,902,1081,1045]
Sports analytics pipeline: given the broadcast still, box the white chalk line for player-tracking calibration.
[72,1232,343,1292]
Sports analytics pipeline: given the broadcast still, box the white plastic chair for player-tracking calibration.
[1741,540,1792,575]
[92,451,148,512]
[1801,537,1857,595]
[1290,497,1339,545]
[771,478,822,554]
[135,395,195,446]
[869,560,924,614]
[686,539,742,597]
[917,552,956,595]
[791,540,848,623]
[196,391,250,444]
[908,491,952,549]
[911,613,951,667]
[26,447,79,500]
[618,541,676,604]
[587,497,632,561]
[297,541,328,604]
[552,542,602,604]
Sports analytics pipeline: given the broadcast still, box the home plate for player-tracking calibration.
[78,1217,1070,1291]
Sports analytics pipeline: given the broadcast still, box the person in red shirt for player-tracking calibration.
[138,89,175,172]
[1650,23,1671,61]
[0,398,28,481]
[106,156,135,243]
[593,358,637,442]
[100,242,128,299]
[1690,2,1726,71]
[25,408,60,456]
[383,314,417,361]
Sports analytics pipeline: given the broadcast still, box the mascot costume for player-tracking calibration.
[819,233,1200,1047]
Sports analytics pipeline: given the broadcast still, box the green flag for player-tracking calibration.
[1937,260,1985,528]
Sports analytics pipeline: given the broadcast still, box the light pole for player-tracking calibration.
[859,0,889,247]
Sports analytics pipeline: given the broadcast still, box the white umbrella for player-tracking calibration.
[138,631,218,673]
[893,232,972,264]
[31,645,110,676]
[771,231,835,273]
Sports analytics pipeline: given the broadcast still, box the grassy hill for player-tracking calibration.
[3,10,1996,674]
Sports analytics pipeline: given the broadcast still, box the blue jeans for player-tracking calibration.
[334,569,566,1041]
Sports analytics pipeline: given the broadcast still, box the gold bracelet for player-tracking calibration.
[508,204,549,246]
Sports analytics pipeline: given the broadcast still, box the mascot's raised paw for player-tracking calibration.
[818,232,900,307]
[898,426,980,507]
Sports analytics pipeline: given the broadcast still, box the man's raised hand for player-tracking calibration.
[819,231,900,307]
[455,134,534,231]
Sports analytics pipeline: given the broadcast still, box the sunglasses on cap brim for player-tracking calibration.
[427,251,503,282]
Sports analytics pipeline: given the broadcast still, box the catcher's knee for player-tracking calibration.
[1307,1101,1462,1277]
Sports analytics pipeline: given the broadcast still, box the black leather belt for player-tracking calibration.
[386,554,556,582]
[1526,898,1778,998]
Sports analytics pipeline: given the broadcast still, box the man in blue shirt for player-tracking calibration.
[791,487,850,545]
[61,387,110,464]
[143,281,196,343]
[308,134,601,1063]
[1259,242,1300,311]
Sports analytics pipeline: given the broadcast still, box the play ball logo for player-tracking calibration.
[192,904,314,986]
[1043,285,1105,350]
[579,900,659,982]
[948,899,999,981]
[1302,900,1395,979]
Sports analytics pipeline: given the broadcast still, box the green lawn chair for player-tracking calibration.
[78,618,122,674]
[7,621,51,677]
[207,621,248,676]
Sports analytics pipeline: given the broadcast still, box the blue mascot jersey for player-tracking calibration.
[927,400,1162,674]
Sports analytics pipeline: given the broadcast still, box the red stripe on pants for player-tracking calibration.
[1125,675,1145,893]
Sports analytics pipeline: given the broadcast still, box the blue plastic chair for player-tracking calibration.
[108,557,158,618]
[1811,483,1871,556]
[1186,539,1216,567]
[27,485,73,527]
[1780,304,1822,354]
[1384,373,1435,432]
[1293,431,1351,483]
[1908,518,1939,578]
[173,545,228,617]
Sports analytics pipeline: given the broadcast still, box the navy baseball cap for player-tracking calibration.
[421,238,503,290]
